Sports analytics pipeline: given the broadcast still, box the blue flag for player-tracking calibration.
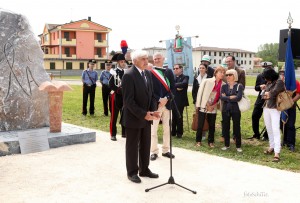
[281,34,296,123]
[284,35,296,91]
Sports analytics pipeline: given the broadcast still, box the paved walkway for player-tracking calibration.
[1,126,300,203]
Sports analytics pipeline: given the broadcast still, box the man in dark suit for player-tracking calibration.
[172,64,189,138]
[121,50,160,184]
[248,62,271,141]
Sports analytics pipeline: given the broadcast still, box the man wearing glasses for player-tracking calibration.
[172,64,189,138]
[225,55,245,87]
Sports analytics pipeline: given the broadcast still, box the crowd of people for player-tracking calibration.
[81,51,299,183]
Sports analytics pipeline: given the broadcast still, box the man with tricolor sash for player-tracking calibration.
[150,52,176,161]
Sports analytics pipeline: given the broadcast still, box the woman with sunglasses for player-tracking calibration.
[195,66,225,147]
[220,69,243,152]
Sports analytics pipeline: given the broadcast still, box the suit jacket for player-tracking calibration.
[207,66,215,78]
[151,67,175,110]
[121,66,156,129]
[254,73,266,107]
[174,74,189,108]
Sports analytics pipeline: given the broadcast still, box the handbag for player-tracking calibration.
[191,110,208,131]
[276,88,294,111]
[237,84,251,112]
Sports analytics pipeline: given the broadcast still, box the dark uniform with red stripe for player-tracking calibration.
[108,67,125,140]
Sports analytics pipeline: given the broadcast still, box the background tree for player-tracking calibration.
[256,43,279,66]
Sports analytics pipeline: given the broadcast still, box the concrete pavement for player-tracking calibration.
[1,126,300,203]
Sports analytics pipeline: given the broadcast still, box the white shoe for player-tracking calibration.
[221,147,229,151]
[237,148,243,153]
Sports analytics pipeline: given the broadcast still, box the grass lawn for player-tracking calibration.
[62,85,300,173]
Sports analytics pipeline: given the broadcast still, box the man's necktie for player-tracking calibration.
[141,71,147,87]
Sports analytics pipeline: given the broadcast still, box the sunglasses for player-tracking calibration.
[173,68,180,70]
[226,74,233,77]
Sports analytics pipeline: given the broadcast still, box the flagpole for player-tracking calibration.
[287,12,293,36]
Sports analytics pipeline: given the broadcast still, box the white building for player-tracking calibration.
[142,46,256,70]
[193,46,256,70]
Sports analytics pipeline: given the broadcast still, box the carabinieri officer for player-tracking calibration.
[82,59,98,116]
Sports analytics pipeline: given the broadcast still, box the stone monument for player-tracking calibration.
[0,8,50,131]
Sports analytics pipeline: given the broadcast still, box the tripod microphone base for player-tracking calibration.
[145,176,197,194]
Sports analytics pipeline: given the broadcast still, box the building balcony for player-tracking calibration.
[94,55,107,59]
[62,54,77,59]
[94,40,107,47]
[44,54,59,59]
[62,38,76,46]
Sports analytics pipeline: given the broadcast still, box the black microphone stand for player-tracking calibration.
[145,71,196,194]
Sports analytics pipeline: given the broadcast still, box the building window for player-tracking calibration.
[50,62,55,70]
[97,48,102,57]
[250,54,252,57]
[249,61,252,65]
[214,52,216,56]
[219,52,221,56]
[80,62,84,70]
[64,32,70,41]
[214,59,216,64]
[209,51,211,55]
[45,48,49,54]
[219,59,221,64]
[65,48,70,57]
[203,51,206,55]
[97,33,102,42]
[244,60,247,65]
[241,53,243,57]
[241,60,243,65]
[66,62,72,70]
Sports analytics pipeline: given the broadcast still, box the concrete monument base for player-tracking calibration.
[0,123,96,156]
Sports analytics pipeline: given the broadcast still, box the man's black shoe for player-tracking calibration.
[150,154,158,161]
[127,175,141,183]
[289,145,295,152]
[111,136,117,141]
[162,152,175,159]
[261,137,268,141]
[121,134,126,138]
[139,171,159,178]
